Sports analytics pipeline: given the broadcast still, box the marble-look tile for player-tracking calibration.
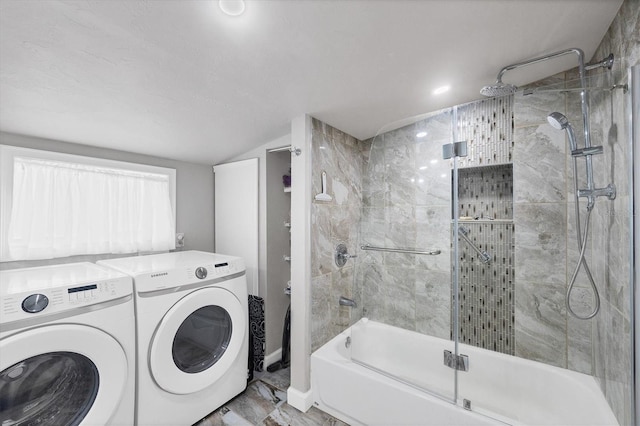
[513,125,566,203]
[330,266,354,332]
[514,203,567,284]
[196,406,253,426]
[360,206,386,248]
[262,405,344,426]
[224,381,287,425]
[515,280,567,368]
[384,143,416,207]
[259,367,290,392]
[381,266,416,331]
[513,81,565,128]
[385,204,417,249]
[360,262,385,321]
[311,274,333,352]
[311,203,334,277]
[415,205,451,271]
[415,271,451,339]
[567,287,593,374]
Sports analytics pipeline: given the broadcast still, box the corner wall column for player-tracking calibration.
[287,114,313,411]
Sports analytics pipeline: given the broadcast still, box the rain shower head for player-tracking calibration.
[547,112,570,130]
[479,81,518,97]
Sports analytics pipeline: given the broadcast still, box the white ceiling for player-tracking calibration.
[0,0,623,165]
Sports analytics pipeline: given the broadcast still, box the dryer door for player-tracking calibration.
[149,286,246,394]
[0,325,128,426]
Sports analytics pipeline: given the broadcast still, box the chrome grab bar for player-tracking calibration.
[360,244,441,256]
[458,227,491,264]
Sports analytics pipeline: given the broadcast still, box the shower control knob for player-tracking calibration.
[195,267,208,280]
[22,294,49,313]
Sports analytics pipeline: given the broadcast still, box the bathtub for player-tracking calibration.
[311,319,618,426]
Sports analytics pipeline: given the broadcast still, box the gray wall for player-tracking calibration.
[0,131,214,269]
[265,150,291,355]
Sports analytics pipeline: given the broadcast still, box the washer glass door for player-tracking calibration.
[173,305,232,373]
[0,324,129,426]
[0,352,98,426]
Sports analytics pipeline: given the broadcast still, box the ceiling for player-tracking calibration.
[0,0,623,165]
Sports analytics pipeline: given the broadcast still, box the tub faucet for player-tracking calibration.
[339,296,357,308]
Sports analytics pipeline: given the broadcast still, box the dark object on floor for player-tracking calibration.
[266,304,291,372]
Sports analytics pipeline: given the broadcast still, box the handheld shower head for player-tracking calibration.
[547,112,577,152]
[480,81,518,97]
[547,112,570,130]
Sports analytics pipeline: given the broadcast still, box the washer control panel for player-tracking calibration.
[1,276,132,322]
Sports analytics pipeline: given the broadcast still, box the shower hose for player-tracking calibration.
[567,159,601,320]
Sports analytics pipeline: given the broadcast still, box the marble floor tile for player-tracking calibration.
[198,369,346,426]
[259,367,291,391]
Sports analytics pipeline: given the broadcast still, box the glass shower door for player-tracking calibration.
[352,110,459,404]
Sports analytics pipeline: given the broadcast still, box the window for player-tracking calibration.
[0,145,176,261]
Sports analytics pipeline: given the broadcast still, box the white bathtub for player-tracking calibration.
[311,319,618,426]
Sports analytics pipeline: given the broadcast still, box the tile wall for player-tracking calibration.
[310,118,364,352]
[589,1,638,423]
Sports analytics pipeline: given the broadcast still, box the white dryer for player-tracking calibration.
[98,251,248,426]
[0,262,135,426]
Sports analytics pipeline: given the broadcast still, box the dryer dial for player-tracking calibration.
[22,293,49,313]
[195,267,208,280]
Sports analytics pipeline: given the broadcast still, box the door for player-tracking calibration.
[149,286,246,395]
[213,158,259,295]
[0,325,128,426]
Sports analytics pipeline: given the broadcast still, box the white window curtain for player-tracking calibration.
[7,156,175,260]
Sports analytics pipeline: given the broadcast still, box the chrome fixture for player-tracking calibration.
[547,111,615,320]
[584,53,614,71]
[458,227,491,264]
[335,243,357,267]
[339,296,357,308]
[444,350,469,372]
[480,48,614,98]
[267,145,301,156]
[360,243,441,256]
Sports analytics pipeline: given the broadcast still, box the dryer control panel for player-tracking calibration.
[1,276,132,322]
[131,256,245,293]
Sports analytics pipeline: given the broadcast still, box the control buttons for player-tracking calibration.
[22,294,49,314]
[195,267,208,280]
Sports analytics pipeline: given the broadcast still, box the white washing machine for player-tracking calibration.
[98,251,248,426]
[0,262,135,426]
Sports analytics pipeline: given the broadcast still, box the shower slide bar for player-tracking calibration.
[458,227,491,264]
[360,244,441,256]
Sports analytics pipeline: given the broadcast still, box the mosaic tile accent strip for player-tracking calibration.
[458,164,513,220]
[456,96,514,167]
[249,295,266,372]
[452,222,515,355]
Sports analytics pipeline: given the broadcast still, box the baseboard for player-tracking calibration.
[287,387,313,412]
[263,348,282,370]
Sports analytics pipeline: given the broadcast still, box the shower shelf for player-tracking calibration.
[454,219,513,223]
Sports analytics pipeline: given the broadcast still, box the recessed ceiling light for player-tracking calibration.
[416,131,427,138]
[419,166,428,170]
[430,159,438,164]
[433,85,451,95]
[219,0,245,16]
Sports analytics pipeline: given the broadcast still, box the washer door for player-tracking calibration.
[0,325,128,426]
[149,287,246,395]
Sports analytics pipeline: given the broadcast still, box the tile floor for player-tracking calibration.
[194,367,348,426]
